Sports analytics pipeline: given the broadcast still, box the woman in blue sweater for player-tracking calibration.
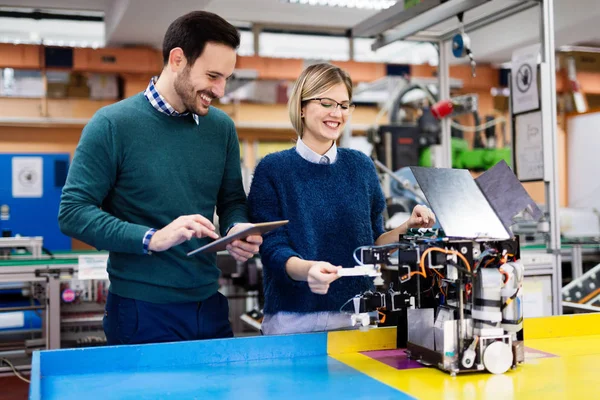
[247,63,435,335]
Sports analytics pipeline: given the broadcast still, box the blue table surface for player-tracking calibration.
[39,355,412,400]
[31,333,414,400]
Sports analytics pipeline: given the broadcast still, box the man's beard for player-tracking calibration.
[173,68,211,116]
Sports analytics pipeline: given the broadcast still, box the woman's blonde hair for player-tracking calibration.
[288,63,353,137]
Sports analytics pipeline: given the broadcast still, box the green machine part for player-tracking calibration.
[419,138,512,171]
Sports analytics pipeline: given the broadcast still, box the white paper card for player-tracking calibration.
[12,157,43,198]
[78,254,109,280]
[511,44,540,114]
[515,111,544,181]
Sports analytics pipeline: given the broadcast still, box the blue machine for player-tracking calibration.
[0,153,71,251]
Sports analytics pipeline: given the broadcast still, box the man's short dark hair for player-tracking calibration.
[162,11,240,65]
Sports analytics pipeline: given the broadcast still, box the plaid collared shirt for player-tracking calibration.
[143,77,200,125]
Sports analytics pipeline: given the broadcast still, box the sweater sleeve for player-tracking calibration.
[58,113,150,254]
[247,157,302,284]
[216,120,249,236]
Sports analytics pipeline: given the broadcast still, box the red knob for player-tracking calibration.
[431,99,454,119]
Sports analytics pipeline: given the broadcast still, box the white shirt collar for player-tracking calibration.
[295,138,337,165]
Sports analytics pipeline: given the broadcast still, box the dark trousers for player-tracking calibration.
[102,291,233,345]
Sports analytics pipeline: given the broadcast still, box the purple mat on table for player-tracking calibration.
[360,349,423,370]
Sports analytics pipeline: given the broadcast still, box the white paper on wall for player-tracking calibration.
[12,157,43,198]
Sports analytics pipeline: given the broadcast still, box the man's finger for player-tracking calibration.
[186,221,218,239]
[200,227,219,239]
[177,227,195,241]
[189,214,216,231]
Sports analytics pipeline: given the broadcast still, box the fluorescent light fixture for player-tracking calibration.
[354,37,438,64]
[259,32,350,61]
[282,0,397,10]
[0,15,104,47]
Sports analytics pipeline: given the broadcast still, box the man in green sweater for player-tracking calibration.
[59,11,262,345]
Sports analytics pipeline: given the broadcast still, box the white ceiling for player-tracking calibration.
[0,0,599,65]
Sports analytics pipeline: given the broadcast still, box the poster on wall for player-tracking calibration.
[12,156,43,198]
[511,44,541,114]
[515,111,544,181]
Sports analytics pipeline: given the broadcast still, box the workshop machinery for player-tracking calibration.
[338,160,542,375]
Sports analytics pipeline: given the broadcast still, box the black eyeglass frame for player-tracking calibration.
[302,97,356,112]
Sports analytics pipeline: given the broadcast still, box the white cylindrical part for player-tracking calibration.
[462,348,476,368]
[473,268,503,322]
[483,341,513,374]
[501,262,524,333]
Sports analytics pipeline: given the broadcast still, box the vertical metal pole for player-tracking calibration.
[458,279,464,354]
[383,131,392,198]
[438,40,452,168]
[571,244,583,280]
[252,24,261,56]
[539,0,562,315]
[46,277,61,349]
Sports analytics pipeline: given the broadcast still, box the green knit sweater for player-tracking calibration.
[59,93,248,303]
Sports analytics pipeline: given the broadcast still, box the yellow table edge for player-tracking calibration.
[327,313,600,354]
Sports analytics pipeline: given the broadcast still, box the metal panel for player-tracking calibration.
[355,0,490,48]
[475,160,543,230]
[410,166,510,239]
[407,308,435,350]
[352,0,444,38]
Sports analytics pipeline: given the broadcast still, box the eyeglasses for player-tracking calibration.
[303,97,356,114]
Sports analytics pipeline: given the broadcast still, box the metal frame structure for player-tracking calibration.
[0,237,43,258]
[0,264,74,352]
[351,0,562,315]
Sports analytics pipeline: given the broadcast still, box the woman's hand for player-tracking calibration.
[307,262,342,295]
[407,205,436,229]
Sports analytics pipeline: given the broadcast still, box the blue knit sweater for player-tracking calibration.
[247,148,386,314]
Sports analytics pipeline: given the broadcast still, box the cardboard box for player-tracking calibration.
[66,85,90,98]
[88,74,118,100]
[46,82,68,98]
[560,51,600,72]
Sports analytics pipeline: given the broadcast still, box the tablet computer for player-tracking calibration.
[187,220,289,256]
